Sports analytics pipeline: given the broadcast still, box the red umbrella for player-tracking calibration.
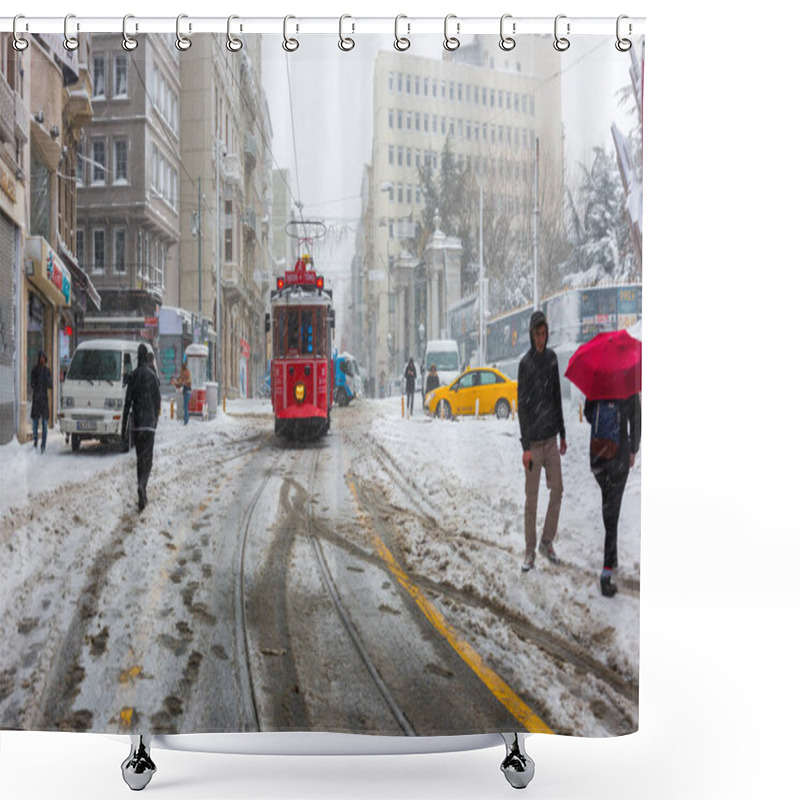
[565,329,642,400]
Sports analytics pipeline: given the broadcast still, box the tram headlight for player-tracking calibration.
[294,382,306,403]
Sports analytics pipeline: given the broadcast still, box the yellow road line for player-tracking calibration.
[347,480,552,735]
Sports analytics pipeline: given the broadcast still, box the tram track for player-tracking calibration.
[304,446,416,735]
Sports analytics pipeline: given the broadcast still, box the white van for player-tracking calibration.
[423,339,462,392]
[59,339,154,452]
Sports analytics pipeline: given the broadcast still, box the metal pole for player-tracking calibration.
[216,141,222,397]
[533,136,540,310]
[478,184,484,367]
[197,176,202,334]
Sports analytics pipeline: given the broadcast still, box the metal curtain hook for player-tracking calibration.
[227,15,243,52]
[553,14,570,51]
[12,15,29,51]
[338,15,355,51]
[499,14,516,51]
[615,15,632,52]
[176,14,192,51]
[64,14,79,51]
[283,15,299,52]
[444,14,460,51]
[122,15,139,51]
[394,15,410,51]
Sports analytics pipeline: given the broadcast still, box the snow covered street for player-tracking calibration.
[1,395,639,738]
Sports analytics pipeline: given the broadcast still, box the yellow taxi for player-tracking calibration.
[424,367,518,419]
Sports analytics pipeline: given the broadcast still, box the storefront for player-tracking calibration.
[1,161,25,445]
[23,236,73,438]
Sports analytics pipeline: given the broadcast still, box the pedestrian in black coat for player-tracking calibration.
[425,364,440,396]
[404,357,417,416]
[584,393,641,598]
[122,344,161,511]
[517,311,566,571]
[30,350,52,453]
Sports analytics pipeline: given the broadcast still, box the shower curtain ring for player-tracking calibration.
[176,14,192,51]
[615,15,632,52]
[499,14,516,51]
[338,15,355,51]
[122,15,138,51]
[227,15,243,52]
[64,14,80,51]
[283,16,299,52]
[394,15,410,51]
[444,14,460,51]
[553,14,570,51]
[12,15,29,51]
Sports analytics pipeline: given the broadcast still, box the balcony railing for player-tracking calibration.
[0,74,27,146]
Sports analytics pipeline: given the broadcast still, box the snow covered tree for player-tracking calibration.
[562,147,635,288]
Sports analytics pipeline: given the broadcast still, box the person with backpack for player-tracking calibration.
[584,393,641,597]
[517,311,567,571]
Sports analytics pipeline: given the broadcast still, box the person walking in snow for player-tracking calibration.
[517,311,567,571]
[30,350,52,454]
[404,357,417,416]
[425,363,440,396]
[122,344,162,511]
[172,360,192,425]
[584,393,641,597]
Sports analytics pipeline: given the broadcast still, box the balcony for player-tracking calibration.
[242,206,257,237]
[0,74,27,146]
[244,132,257,170]
[221,153,242,184]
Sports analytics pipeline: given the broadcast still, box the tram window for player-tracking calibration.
[287,310,300,352]
[301,311,313,354]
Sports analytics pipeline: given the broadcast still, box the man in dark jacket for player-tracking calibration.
[425,363,440,396]
[584,394,641,597]
[30,350,52,454]
[122,344,161,511]
[517,311,566,571]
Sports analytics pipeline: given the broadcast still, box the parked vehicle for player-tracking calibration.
[423,366,518,420]
[333,351,361,406]
[59,339,154,452]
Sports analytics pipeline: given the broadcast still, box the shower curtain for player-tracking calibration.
[0,19,644,742]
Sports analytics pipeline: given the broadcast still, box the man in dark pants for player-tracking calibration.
[584,394,641,597]
[517,311,567,571]
[122,344,161,511]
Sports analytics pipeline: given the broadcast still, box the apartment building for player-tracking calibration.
[358,36,562,386]
[179,34,273,399]
[77,33,180,347]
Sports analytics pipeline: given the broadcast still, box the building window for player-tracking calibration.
[406,75,411,93]
[388,108,394,129]
[397,72,402,93]
[114,229,126,273]
[424,78,429,96]
[114,55,128,97]
[92,55,105,97]
[93,230,105,273]
[91,140,106,184]
[114,139,128,183]
[415,76,420,95]
[415,112,420,131]
[406,148,411,168]
[75,230,85,266]
[388,72,394,92]
[76,136,85,185]
[224,200,233,262]
[388,145,394,166]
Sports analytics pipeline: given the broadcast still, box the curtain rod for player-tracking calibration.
[0,16,646,37]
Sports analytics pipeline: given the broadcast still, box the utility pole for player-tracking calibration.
[197,177,202,336]
[533,137,540,310]
[478,184,484,367]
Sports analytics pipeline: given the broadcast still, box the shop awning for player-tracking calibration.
[58,237,101,311]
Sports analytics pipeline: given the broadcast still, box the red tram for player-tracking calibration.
[266,253,335,439]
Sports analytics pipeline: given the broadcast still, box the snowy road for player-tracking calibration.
[0,396,639,738]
